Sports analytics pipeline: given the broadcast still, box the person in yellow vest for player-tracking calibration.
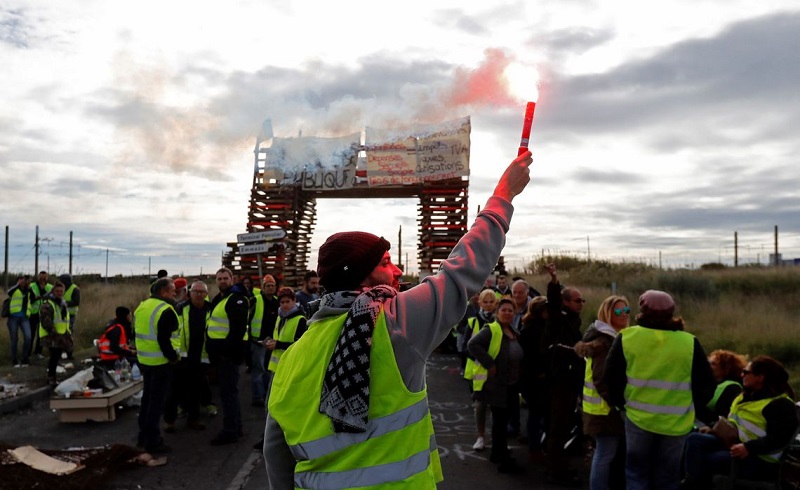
[263,150,533,489]
[134,277,180,454]
[468,298,525,474]
[38,281,72,385]
[460,288,497,451]
[58,274,80,360]
[265,287,307,376]
[207,267,250,446]
[250,274,279,408]
[695,349,747,426]
[574,295,630,490]
[5,275,34,367]
[163,280,210,432]
[493,274,511,299]
[682,355,799,488]
[605,289,715,490]
[29,270,52,360]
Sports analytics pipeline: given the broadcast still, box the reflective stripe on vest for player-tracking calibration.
[30,283,52,314]
[729,393,793,464]
[471,322,503,392]
[583,357,611,415]
[39,299,69,337]
[269,310,442,489]
[64,284,79,316]
[134,299,174,366]
[268,314,303,372]
[622,326,696,435]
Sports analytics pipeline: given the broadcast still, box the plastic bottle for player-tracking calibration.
[114,359,122,383]
[131,363,141,381]
[121,359,130,382]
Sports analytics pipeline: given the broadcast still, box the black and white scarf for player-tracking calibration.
[319,285,397,433]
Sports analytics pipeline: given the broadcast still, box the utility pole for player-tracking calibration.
[35,225,39,275]
[586,236,591,262]
[105,248,109,282]
[734,231,738,267]
[4,226,8,290]
[69,231,73,274]
[774,225,779,266]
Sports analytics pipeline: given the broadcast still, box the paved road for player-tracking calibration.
[0,353,589,489]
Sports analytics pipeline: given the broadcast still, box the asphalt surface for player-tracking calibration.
[0,353,590,489]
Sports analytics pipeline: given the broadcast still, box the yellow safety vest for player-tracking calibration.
[134,298,177,366]
[30,283,52,315]
[208,294,249,341]
[471,322,503,392]
[9,287,31,316]
[463,316,486,381]
[64,284,79,317]
[729,393,793,464]
[268,314,303,372]
[250,292,276,340]
[179,302,209,363]
[38,298,70,337]
[583,357,612,415]
[622,326,696,435]
[707,380,741,411]
[269,310,442,489]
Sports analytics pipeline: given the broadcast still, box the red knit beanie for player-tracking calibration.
[638,290,675,318]
[317,232,390,292]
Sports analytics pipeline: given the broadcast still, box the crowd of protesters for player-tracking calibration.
[454,264,799,489]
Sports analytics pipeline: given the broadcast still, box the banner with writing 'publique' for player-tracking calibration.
[265,117,471,191]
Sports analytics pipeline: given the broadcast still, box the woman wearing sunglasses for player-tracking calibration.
[574,295,630,490]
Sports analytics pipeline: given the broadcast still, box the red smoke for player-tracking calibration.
[447,48,519,108]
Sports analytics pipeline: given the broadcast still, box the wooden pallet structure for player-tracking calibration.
[223,122,470,287]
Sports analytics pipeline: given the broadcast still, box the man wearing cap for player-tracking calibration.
[264,151,533,489]
[174,277,189,304]
[605,289,715,490]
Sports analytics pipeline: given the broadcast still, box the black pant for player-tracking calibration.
[490,383,520,464]
[29,314,42,357]
[48,347,63,378]
[138,363,174,449]
[164,360,204,423]
[216,358,242,437]
[547,382,579,476]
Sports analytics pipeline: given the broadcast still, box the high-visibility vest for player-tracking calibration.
[463,316,487,381]
[134,298,177,366]
[30,282,52,315]
[38,298,70,338]
[268,314,304,372]
[621,326,696,435]
[706,379,741,411]
[64,284,79,317]
[470,322,503,392]
[269,310,443,489]
[9,287,31,316]
[250,292,276,340]
[98,323,128,361]
[583,357,612,415]
[178,302,209,363]
[729,393,794,464]
[207,294,249,341]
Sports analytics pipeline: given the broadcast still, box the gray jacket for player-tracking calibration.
[264,196,514,489]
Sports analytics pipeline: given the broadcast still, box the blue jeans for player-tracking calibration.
[591,434,621,490]
[625,416,686,490]
[250,343,268,404]
[683,432,778,483]
[217,357,242,437]
[7,316,32,364]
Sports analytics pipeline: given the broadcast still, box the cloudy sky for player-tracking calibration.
[2,0,799,279]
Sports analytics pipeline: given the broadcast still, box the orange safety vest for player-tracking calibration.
[98,323,129,361]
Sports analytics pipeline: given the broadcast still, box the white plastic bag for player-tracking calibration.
[54,368,94,397]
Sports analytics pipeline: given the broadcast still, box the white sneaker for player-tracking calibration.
[13,364,21,368]
[472,436,485,451]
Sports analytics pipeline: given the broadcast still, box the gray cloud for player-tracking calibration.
[0,8,30,48]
